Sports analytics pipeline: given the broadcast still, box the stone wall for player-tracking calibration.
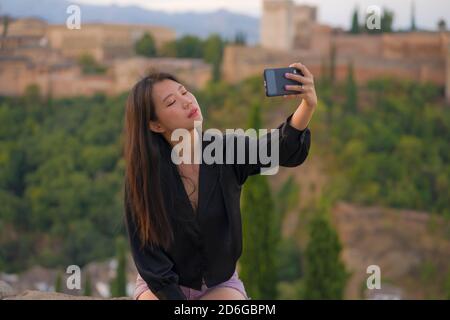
[0,55,212,98]
[47,23,176,61]
[0,18,211,98]
[222,31,450,95]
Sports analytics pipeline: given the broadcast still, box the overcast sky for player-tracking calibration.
[73,0,449,30]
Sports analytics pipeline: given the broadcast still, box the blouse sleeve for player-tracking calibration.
[230,112,311,185]
[124,188,187,300]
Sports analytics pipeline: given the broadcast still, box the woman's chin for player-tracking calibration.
[190,115,203,124]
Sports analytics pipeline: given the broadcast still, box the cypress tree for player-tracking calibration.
[240,103,279,299]
[303,211,348,299]
[350,8,360,34]
[111,237,127,297]
[84,272,92,296]
[345,62,357,113]
[54,271,62,293]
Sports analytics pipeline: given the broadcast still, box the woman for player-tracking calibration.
[124,62,317,300]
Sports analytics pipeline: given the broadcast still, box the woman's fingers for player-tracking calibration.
[285,84,311,92]
[284,72,311,84]
[283,93,306,99]
[289,62,313,78]
[283,94,298,99]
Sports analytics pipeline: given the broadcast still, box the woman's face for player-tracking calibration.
[149,79,203,135]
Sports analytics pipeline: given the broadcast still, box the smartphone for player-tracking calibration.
[263,67,303,97]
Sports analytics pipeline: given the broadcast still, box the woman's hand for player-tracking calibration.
[283,62,317,109]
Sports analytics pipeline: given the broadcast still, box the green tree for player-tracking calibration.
[350,7,360,34]
[276,238,303,282]
[24,84,42,106]
[176,35,204,58]
[444,268,450,300]
[410,1,417,31]
[303,212,348,299]
[110,237,127,297]
[1,15,11,49]
[276,175,300,221]
[234,31,247,45]
[77,54,107,74]
[54,271,62,292]
[159,40,177,57]
[84,273,92,296]
[437,19,446,32]
[240,103,279,299]
[329,43,336,84]
[135,32,157,57]
[344,62,357,113]
[203,34,225,82]
[381,8,394,33]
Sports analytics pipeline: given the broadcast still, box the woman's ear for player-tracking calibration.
[149,120,166,133]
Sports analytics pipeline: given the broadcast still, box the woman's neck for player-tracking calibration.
[165,127,201,164]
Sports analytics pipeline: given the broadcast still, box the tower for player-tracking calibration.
[260,0,294,51]
[260,0,317,51]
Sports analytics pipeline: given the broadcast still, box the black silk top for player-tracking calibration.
[125,113,311,299]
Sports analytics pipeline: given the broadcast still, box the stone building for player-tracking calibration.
[0,18,211,98]
[226,0,450,103]
[261,0,317,51]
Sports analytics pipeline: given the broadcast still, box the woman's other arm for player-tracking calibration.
[284,62,317,131]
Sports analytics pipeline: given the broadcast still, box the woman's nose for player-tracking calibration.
[183,100,192,108]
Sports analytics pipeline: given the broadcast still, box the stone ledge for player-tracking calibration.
[3,290,132,300]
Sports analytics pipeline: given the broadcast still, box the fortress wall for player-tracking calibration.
[46,24,176,61]
[222,44,447,88]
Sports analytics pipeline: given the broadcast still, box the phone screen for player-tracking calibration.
[265,69,278,96]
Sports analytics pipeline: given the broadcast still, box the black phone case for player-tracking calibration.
[263,67,303,97]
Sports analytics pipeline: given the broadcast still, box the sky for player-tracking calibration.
[73,0,449,31]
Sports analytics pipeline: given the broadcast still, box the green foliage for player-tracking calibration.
[174,35,204,58]
[24,84,42,105]
[203,34,226,82]
[158,34,227,82]
[445,268,450,300]
[350,8,360,34]
[234,31,247,45]
[276,239,303,282]
[77,54,107,75]
[54,271,62,292]
[134,32,157,57]
[276,175,300,220]
[324,78,450,216]
[84,273,92,296]
[240,103,279,300]
[344,62,357,113]
[0,94,125,273]
[410,1,417,31]
[110,236,127,297]
[303,210,348,299]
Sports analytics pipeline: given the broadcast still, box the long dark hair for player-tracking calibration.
[124,71,180,250]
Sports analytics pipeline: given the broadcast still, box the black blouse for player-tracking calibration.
[125,113,311,300]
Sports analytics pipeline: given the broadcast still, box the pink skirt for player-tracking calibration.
[134,269,249,300]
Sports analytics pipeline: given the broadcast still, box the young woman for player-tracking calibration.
[124,62,317,300]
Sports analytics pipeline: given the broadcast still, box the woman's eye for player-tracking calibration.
[182,91,188,95]
[168,101,175,106]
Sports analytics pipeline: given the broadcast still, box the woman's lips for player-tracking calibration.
[188,108,199,118]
